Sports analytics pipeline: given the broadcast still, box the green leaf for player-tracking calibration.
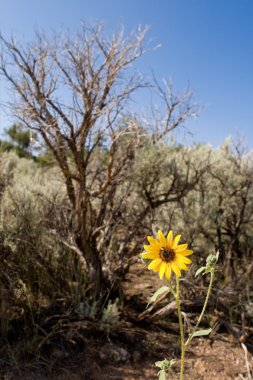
[204,266,212,274]
[191,328,212,338]
[158,370,166,380]
[195,266,206,277]
[147,286,170,307]
[155,361,164,369]
[155,358,176,370]
[196,250,220,278]
[206,253,218,267]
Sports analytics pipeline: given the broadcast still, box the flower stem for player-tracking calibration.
[176,276,185,380]
[185,270,214,347]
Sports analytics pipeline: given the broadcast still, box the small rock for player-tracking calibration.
[99,343,130,363]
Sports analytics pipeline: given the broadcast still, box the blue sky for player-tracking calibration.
[0,0,253,147]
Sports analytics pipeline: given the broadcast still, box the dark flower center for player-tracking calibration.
[159,247,175,262]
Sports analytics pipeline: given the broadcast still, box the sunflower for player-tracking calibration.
[141,230,193,281]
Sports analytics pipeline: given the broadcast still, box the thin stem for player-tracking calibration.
[185,270,214,347]
[167,281,176,298]
[176,276,185,380]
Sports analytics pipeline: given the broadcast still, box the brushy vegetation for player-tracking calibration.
[0,138,253,372]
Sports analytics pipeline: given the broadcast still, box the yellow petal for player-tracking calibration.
[179,249,193,256]
[148,258,162,271]
[147,236,161,248]
[159,261,166,279]
[171,262,181,277]
[172,234,181,248]
[175,244,188,252]
[177,254,192,264]
[157,230,167,247]
[153,264,161,272]
[176,258,189,271]
[167,230,173,247]
[165,265,171,281]
[141,252,159,260]
[144,245,159,253]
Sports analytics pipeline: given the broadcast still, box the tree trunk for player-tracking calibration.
[77,234,103,300]
[225,240,237,281]
[69,174,123,304]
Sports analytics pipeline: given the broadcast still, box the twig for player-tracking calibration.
[241,342,252,380]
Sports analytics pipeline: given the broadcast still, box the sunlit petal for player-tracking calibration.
[153,264,161,272]
[179,249,193,256]
[167,230,173,248]
[176,257,189,271]
[175,244,188,252]
[157,230,167,247]
[141,252,159,260]
[148,258,162,271]
[172,234,181,248]
[147,236,161,248]
[165,265,171,281]
[177,254,192,264]
[171,262,181,277]
[144,245,159,253]
[159,262,167,279]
